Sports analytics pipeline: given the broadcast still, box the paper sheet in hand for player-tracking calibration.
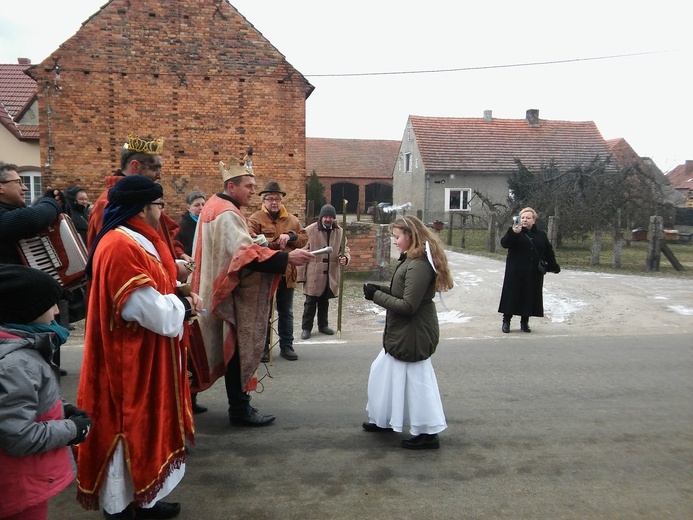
[311,246,333,255]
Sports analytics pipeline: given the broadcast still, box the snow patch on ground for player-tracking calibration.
[667,305,693,316]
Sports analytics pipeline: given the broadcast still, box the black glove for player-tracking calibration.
[68,415,93,445]
[553,264,561,274]
[363,283,379,301]
[63,402,89,419]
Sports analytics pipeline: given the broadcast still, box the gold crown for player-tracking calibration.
[219,156,254,182]
[123,133,164,155]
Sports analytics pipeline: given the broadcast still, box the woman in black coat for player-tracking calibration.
[175,190,206,256]
[64,185,90,245]
[498,207,560,333]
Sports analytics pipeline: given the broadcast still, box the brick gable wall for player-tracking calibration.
[27,0,313,219]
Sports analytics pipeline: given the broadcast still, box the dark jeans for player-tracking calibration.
[301,291,331,332]
[224,349,251,417]
[275,278,294,348]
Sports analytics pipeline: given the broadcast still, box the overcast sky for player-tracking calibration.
[1,0,690,172]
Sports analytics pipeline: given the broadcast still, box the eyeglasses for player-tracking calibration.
[148,201,165,209]
[0,179,24,186]
[264,197,282,203]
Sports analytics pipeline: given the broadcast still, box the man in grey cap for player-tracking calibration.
[300,204,350,339]
[248,181,308,361]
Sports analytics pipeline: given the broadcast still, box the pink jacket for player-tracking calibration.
[0,329,75,518]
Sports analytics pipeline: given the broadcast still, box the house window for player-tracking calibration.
[445,188,471,211]
[20,172,42,206]
[404,152,412,172]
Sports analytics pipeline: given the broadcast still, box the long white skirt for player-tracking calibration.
[100,440,185,515]
[366,349,447,436]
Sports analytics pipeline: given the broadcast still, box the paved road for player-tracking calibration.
[50,332,692,519]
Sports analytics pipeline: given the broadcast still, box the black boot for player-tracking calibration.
[191,393,207,414]
[502,315,511,333]
[520,317,531,333]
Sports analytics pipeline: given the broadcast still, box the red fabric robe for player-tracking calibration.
[76,218,193,510]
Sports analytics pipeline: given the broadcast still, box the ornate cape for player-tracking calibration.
[191,194,280,391]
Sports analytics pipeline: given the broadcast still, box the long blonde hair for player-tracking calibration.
[391,216,454,292]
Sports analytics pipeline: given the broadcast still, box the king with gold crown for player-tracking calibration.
[190,149,315,427]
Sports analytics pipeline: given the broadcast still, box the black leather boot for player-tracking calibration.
[520,318,531,333]
[502,316,511,333]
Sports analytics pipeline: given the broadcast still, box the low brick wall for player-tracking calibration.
[343,222,391,281]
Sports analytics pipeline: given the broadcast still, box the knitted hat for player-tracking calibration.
[319,204,337,218]
[85,175,165,279]
[259,181,286,197]
[108,174,163,210]
[0,265,63,324]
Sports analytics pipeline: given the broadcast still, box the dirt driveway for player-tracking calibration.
[64,249,693,349]
[340,248,693,340]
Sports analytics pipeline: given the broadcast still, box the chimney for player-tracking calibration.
[17,58,31,65]
[526,109,539,126]
[483,110,493,123]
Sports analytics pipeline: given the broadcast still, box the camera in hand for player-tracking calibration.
[512,215,521,227]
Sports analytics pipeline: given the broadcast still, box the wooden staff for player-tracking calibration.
[337,198,348,338]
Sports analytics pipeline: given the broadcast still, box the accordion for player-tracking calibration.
[17,213,88,289]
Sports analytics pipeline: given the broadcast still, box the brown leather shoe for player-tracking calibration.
[280,346,298,361]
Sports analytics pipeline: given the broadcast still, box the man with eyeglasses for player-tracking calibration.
[248,181,308,361]
[86,134,192,283]
[191,157,314,427]
[0,161,62,265]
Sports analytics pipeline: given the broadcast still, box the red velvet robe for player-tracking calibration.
[76,218,193,510]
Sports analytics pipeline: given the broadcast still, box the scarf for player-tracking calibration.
[1,320,70,350]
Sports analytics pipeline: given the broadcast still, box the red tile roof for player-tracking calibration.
[665,161,693,191]
[0,63,38,141]
[409,114,616,173]
[606,138,664,177]
[306,137,400,180]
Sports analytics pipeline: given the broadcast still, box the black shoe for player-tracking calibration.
[229,407,276,427]
[192,402,208,414]
[501,321,510,333]
[362,421,393,433]
[319,326,334,335]
[301,329,311,339]
[520,322,531,333]
[401,433,440,450]
[103,505,135,519]
[59,368,68,376]
[280,346,298,361]
[261,348,270,362]
[134,502,181,519]
[67,323,76,331]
